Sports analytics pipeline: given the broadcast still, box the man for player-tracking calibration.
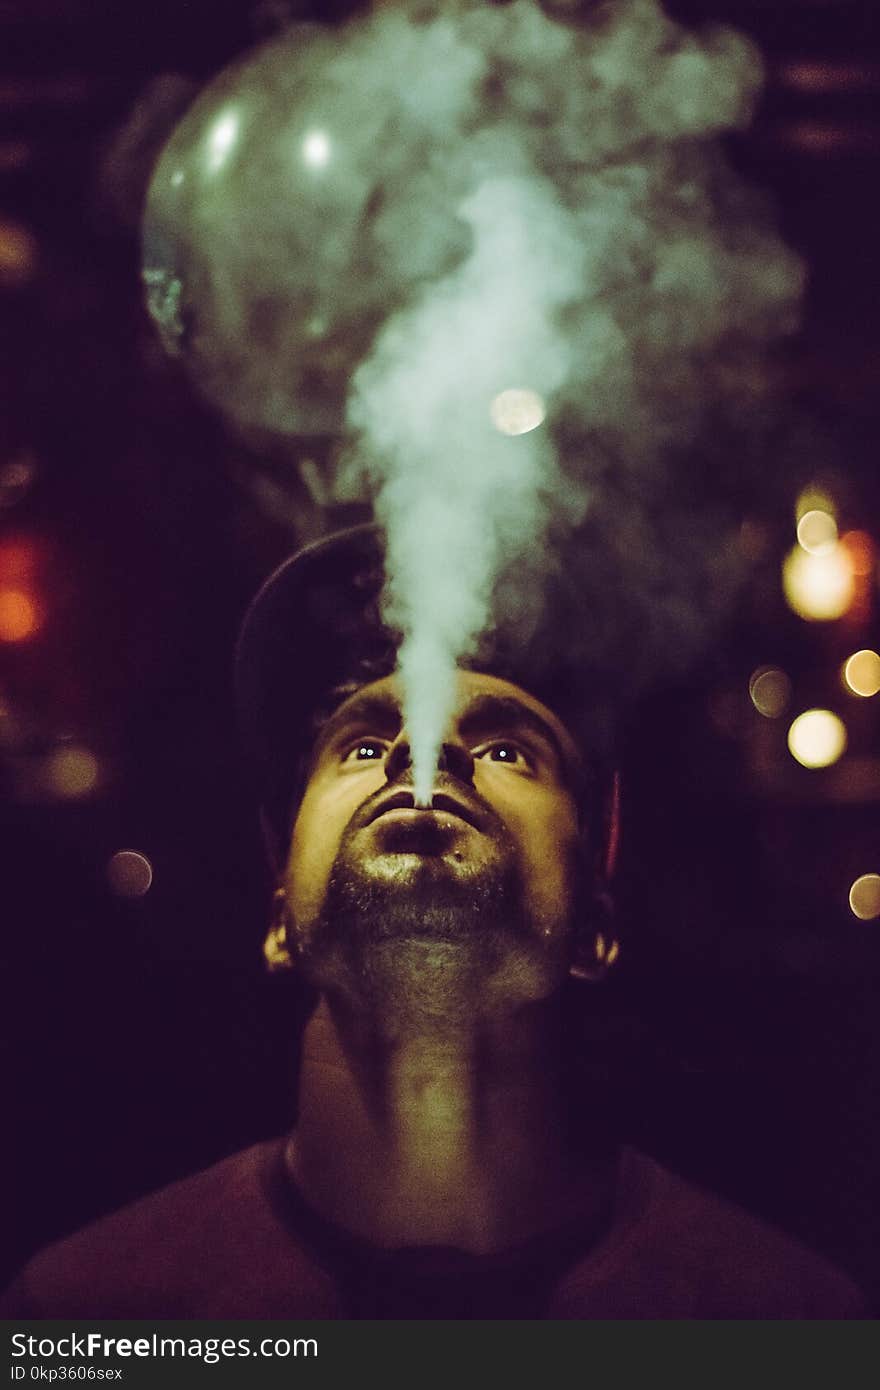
[1,526,869,1318]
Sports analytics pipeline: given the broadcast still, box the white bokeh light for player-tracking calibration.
[302,129,332,168]
[489,388,546,436]
[206,110,240,174]
[796,508,837,555]
[787,709,847,769]
[782,543,855,622]
[843,649,880,699]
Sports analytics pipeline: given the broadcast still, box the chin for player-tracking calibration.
[311,835,521,943]
[359,845,487,889]
[296,839,572,1018]
[361,855,503,933]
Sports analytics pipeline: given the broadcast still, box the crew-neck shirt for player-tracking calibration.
[0,1138,869,1319]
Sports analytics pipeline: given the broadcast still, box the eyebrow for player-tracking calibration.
[313,689,402,755]
[457,693,571,770]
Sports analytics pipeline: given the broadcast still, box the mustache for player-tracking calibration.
[346,772,502,838]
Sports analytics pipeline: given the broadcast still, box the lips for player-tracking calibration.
[364,787,487,832]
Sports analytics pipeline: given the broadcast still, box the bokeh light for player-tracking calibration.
[795,484,836,524]
[106,850,154,899]
[0,217,37,288]
[787,709,847,769]
[302,130,332,168]
[0,453,37,510]
[489,388,546,436]
[843,649,880,698]
[206,109,240,173]
[782,542,855,621]
[749,666,791,719]
[0,588,39,642]
[47,746,100,799]
[849,874,880,921]
[796,508,837,555]
[841,530,875,578]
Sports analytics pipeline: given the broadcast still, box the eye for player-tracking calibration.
[477,742,532,770]
[342,739,389,764]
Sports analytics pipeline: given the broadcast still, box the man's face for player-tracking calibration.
[284,671,585,1002]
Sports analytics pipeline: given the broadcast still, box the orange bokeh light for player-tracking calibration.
[841,531,875,578]
[0,587,39,641]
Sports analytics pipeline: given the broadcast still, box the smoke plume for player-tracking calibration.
[142,0,804,799]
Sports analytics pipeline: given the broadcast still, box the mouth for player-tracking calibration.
[364,788,486,832]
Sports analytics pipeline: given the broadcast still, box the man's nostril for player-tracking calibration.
[385,739,474,787]
[438,741,475,786]
[383,739,412,783]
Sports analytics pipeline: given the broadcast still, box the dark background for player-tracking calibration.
[1,0,878,1309]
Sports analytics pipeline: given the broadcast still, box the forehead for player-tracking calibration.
[315,669,581,760]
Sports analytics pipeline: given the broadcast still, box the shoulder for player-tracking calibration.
[552,1148,870,1320]
[1,1140,337,1319]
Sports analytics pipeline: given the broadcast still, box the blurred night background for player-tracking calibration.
[1,0,879,1309]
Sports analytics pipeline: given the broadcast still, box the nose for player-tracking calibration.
[437,740,475,786]
[384,738,475,787]
[383,738,412,784]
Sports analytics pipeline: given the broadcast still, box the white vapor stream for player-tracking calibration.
[142,0,805,798]
[348,171,589,799]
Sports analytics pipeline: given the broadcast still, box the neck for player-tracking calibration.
[288,959,616,1254]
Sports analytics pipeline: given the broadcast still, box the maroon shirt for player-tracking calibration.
[1,1139,869,1319]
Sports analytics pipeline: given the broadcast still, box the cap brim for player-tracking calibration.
[235,523,393,857]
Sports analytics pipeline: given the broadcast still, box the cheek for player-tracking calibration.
[285,802,330,929]
[284,769,386,926]
[506,795,580,932]
[525,837,578,930]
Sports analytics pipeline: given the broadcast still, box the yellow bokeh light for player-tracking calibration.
[782,542,855,621]
[795,484,836,524]
[749,666,791,719]
[106,850,154,898]
[796,509,837,555]
[843,649,880,698]
[849,874,880,921]
[0,217,37,288]
[490,388,546,436]
[47,746,100,799]
[787,709,847,769]
[0,587,39,641]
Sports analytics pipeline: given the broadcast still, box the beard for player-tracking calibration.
[294,808,554,1022]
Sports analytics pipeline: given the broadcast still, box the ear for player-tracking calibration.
[569,770,622,983]
[600,769,622,883]
[579,768,621,879]
[263,886,296,973]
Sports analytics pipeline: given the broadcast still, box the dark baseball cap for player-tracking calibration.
[235,523,616,861]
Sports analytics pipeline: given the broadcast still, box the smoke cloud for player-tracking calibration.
[142,0,804,799]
